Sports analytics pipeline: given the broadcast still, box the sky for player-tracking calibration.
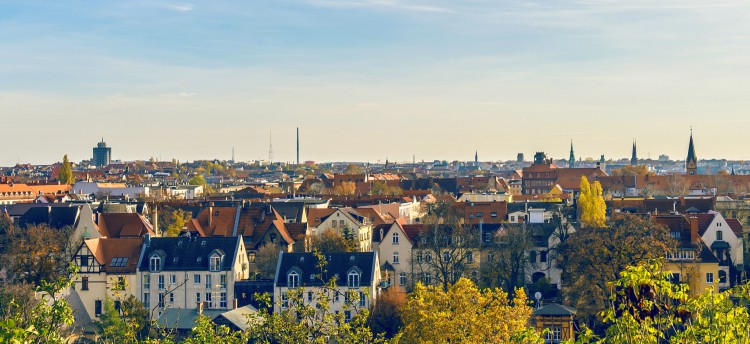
[2,0,750,166]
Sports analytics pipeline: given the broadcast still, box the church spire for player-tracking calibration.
[686,128,698,175]
[569,140,575,168]
[475,150,478,165]
[631,140,637,166]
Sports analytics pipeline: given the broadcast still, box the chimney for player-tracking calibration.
[233,298,238,310]
[689,216,699,244]
[208,206,213,228]
[153,204,159,235]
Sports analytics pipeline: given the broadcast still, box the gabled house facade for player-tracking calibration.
[273,252,381,319]
[69,237,144,327]
[373,219,413,291]
[311,208,373,252]
[137,236,249,319]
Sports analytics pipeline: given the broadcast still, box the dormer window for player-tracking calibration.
[288,271,299,288]
[348,271,360,288]
[209,254,222,272]
[392,232,399,244]
[150,255,162,272]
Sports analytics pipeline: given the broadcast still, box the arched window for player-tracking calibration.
[288,271,299,288]
[209,254,222,272]
[150,255,161,272]
[347,271,360,288]
[392,232,399,244]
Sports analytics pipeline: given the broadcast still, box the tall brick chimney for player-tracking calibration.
[689,216,699,244]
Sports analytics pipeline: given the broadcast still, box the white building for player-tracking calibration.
[137,236,250,320]
[274,252,381,320]
[311,208,373,252]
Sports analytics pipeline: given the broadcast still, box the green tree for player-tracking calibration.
[188,175,207,186]
[585,259,750,344]
[309,229,358,253]
[183,315,248,344]
[399,278,542,343]
[578,176,606,228]
[58,154,75,185]
[561,214,675,330]
[255,244,281,279]
[161,207,191,237]
[369,287,406,339]
[344,163,364,175]
[2,224,73,286]
[97,298,130,342]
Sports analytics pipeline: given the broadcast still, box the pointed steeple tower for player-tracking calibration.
[686,128,698,175]
[569,140,575,168]
[475,150,478,165]
[631,140,637,166]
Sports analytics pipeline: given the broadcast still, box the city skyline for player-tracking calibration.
[3,1,750,165]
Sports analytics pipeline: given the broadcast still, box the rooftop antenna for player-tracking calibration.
[232,147,235,163]
[268,130,274,164]
[296,127,300,165]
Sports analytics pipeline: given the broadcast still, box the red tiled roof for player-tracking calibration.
[84,237,143,274]
[402,224,424,243]
[726,218,744,236]
[97,213,155,238]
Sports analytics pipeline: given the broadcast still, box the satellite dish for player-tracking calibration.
[534,292,542,301]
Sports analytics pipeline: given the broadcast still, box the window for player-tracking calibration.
[196,293,201,304]
[143,293,150,309]
[393,252,399,264]
[399,272,407,286]
[332,220,337,228]
[111,257,128,267]
[706,272,714,284]
[540,251,548,263]
[345,310,352,322]
[95,300,102,316]
[158,293,165,307]
[144,275,150,289]
[476,212,483,218]
[248,253,256,263]
[210,254,222,272]
[425,252,432,263]
[719,270,727,284]
[443,251,450,261]
[335,292,340,303]
[340,220,345,228]
[220,275,227,288]
[510,216,516,222]
[81,277,89,290]
[169,293,174,304]
[220,292,227,308]
[206,275,213,289]
[392,232,399,244]
[282,294,289,308]
[348,271,360,288]
[491,212,497,218]
[150,255,161,272]
[194,274,201,285]
[169,274,176,285]
[359,292,366,307]
[529,250,537,263]
[205,293,213,308]
[417,251,422,264]
[158,275,165,290]
[80,255,89,267]
[466,251,474,263]
[717,230,723,241]
[288,271,299,288]
[308,291,313,302]
[425,273,432,285]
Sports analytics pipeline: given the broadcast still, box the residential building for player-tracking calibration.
[273,252,381,317]
[137,236,250,319]
[68,237,143,327]
[309,208,373,252]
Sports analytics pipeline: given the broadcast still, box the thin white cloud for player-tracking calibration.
[307,0,453,13]
[166,3,194,12]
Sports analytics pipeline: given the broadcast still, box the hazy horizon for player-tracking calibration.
[3,1,750,165]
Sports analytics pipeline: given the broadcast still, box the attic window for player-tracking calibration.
[310,274,315,281]
[197,257,202,262]
[178,241,183,247]
[201,241,207,247]
[300,256,305,262]
[173,257,179,263]
[110,257,128,267]
[350,255,355,261]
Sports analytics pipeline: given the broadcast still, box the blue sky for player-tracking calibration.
[2,0,750,165]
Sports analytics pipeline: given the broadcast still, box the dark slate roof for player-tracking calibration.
[158,309,224,330]
[18,206,79,229]
[3,203,71,218]
[271,202,305,223]
[139,236,241,272]
[533,303,577,316]
[275,252,377,288]
[710,240,731,250]
[699,242,719,263]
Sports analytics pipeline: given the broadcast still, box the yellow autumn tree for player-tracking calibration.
[578,176,606,228]
[399,278,542,344]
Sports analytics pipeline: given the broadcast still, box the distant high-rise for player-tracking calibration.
[93,138,111,167]
[568,140,575,168]
[517,153,524,162]
[631,140,637,166]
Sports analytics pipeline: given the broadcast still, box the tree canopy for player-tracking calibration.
[578,176,606,228]
[58,154,75,185]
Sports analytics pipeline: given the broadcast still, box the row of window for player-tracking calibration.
[149,253,223,272]
[671,271,727,284]
[415,251,474,264]
[288,270,361,288]
[143,274,227,290]
[141,292,227,309]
